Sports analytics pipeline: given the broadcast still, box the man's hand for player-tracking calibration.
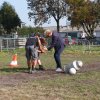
[47,47,51,51]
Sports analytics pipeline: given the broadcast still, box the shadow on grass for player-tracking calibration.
[0,67,28,73]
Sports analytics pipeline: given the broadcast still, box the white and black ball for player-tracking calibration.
[69,68,76,75]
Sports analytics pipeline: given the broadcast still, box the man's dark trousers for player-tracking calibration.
[54,45,64,68]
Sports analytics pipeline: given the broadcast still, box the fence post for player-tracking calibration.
[14,38,16,49]
[7,39,8,51]
[0,39,2,52]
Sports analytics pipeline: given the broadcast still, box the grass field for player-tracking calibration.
[0,46,100,100]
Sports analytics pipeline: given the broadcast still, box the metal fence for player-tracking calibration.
[0,38,26,51]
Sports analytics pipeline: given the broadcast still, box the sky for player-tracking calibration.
[0,0,69,27]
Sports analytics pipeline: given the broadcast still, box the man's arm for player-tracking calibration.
[48,36,58,50]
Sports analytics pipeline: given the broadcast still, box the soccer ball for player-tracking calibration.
[77,61,83,68]
[73,60,83,70]
[63,60,83,74]
[69,68,76,75]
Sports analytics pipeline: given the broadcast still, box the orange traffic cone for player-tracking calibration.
[9,54,18,67]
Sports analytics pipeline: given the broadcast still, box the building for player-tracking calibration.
[43,25,100,38]
[43,25,100,45]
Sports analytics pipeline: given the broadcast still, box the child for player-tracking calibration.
[35,33,47,70]
[25,33,40,73]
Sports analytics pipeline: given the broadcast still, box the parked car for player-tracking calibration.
[64,37,77,45]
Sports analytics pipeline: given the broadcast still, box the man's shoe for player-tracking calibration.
[56,68,63,72]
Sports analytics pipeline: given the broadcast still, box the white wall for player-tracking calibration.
[78,30,100,38]
[95,31,100,37]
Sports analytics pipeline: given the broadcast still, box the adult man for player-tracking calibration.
[44,29,65,72]
[25,33,39,73]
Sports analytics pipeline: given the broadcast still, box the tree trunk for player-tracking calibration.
[56,20,60,32]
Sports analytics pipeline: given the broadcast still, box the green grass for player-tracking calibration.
[29,71,100,100]
[0,71,99,100]
[0,46,100,100]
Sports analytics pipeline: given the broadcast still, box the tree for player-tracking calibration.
[65,0,100,39]
[26,0,67,32]
[17,26,44,36]
[0,2,21,34]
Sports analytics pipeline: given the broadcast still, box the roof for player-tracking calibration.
[43,25,100,32]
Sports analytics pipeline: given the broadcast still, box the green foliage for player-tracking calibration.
[0,47,100,99]
[17,26,44,36]
[0,2,21,34]
[26,0,67,32]
[65,0,100,39]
